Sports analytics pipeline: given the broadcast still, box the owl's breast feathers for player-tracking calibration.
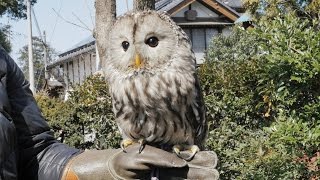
[110,70,207,148]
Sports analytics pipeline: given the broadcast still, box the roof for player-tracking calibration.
[156,0,174,10]
[58,35,95,57]
[156,0,182,11]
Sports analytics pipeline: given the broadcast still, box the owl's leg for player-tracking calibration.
[173,144,200,161]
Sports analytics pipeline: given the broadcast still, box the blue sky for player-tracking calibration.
[0,0,133,61]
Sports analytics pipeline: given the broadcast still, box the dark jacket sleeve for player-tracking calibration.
[1,48,81,180]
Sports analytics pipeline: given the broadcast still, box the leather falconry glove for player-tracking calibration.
[159,150,219,180]
[62,144,219,180]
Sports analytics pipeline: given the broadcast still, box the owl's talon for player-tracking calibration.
[184,145,200,161]
[173,145,182,155]
[138,139,146,153]
[173,145,199,161]
[121,139,135,153]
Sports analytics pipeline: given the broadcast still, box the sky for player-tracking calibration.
[0,0,133,61]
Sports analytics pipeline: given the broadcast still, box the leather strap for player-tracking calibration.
[63,169,79,180]
[61,156,79,180]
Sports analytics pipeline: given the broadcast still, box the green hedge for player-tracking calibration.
[201,13,319,179]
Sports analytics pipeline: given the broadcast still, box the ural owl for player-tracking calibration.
[104,10,207,160]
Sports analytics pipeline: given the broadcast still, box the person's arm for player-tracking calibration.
[2,47,81,180]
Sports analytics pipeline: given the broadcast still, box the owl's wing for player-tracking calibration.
[186,73,207,149]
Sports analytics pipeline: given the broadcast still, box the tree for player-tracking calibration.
[134,0,155,11]
[0,0,37,52]
[243,0,320,21]
[17,36,57,91]
[0,0,37,19]
[0,24,12,52]
[94,0,116,70]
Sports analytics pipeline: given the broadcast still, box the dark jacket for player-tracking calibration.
[0,47,80,180]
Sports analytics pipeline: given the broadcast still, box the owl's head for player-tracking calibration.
[106,11,193,77]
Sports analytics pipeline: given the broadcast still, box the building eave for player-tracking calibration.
[48,44,95,69]
[177,21,233,26]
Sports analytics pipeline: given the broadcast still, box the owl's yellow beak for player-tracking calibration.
[135,54,142,68]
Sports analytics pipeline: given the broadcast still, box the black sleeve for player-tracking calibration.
[1,48,81,180]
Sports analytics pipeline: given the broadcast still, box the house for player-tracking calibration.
[47,0,244,92]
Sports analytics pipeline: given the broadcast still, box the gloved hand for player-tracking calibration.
[62,144,219,180]
[159,151,219,180]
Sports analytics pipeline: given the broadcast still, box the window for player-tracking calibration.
[205,29,218,48]
[181,27,220,63]
[192,28,206,53]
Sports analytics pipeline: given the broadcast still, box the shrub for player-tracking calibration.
[67,75,121,149]
[36,75,121,150]
[35,91,73,139]
[202,13,320,179]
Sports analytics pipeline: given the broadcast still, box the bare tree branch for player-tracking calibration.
[72,12,92,32]
[52,8,92,32]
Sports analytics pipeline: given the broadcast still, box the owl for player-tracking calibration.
[104,10,207,160]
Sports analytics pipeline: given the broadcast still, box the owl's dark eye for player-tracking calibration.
[122,41,130,51]
[145,37,159,47]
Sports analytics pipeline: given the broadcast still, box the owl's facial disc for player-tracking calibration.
[108,11,178,74]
